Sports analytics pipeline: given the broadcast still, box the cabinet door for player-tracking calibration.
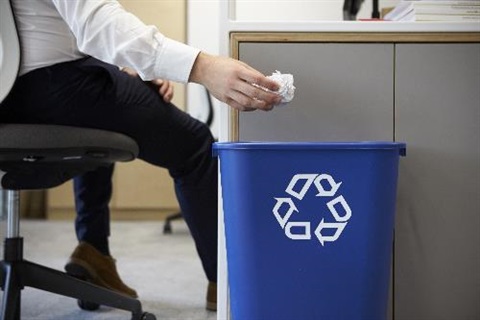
[395,43,480,320]
[113,161,178,209]
[238,43,394,141]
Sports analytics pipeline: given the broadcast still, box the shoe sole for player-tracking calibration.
[206,301,217,311]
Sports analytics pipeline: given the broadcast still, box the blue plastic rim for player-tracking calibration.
[214,141,406,320]
[213,141,407,156]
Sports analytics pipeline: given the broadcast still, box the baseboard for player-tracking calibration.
[47,208,181,221]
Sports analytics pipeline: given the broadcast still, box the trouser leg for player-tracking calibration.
[73,164,114,256]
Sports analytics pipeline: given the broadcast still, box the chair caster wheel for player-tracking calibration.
[77,299,100,311]
[163,223,172,234]
[141,312,156,320]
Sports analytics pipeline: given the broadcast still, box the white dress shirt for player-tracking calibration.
[12,0,200,83]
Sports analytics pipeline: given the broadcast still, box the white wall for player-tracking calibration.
[187,0,222,137]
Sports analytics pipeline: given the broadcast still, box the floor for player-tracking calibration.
[0,219,217,320]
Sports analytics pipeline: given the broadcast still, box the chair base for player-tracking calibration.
[0,237,154,320]
[163,212,183,234]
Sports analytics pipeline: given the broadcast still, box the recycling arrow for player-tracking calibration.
[314,219,347,246]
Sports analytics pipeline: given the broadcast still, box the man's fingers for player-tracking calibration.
[236,81,281,106]
[238,68,280,92]
[255,77,280,92]
[227,90,275,111]
[151,79,163,86]
[150,79,174,102]
[162,89,173,103]
[121,66,138,78]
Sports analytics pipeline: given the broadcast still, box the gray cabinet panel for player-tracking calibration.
[234,39,480,320]
[238,43,394,141]
[395,43,480,320]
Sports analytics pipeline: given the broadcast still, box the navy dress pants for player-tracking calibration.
[73,164,114,257]
[0,57,218,282]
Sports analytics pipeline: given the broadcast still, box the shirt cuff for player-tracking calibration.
[154,36,200,84]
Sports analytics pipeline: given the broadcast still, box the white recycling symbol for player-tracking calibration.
[272,173,352,246]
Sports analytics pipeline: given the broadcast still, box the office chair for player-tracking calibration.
[0,1,155,319]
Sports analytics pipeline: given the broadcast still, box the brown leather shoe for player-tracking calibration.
[65,241,138,298]
[206,281,217,311]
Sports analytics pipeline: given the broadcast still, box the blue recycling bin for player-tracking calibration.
[213,142,406,320]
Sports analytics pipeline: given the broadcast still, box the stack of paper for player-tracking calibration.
[384,0,480,21]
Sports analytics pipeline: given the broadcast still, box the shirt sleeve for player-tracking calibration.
[51,0,199,83]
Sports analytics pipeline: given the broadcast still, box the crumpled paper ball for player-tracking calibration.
[267,70,295,104]
[253,70,295,106]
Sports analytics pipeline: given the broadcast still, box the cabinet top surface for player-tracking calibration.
[225,21,480,33]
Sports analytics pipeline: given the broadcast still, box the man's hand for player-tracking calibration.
[150,79,174,103]
[189,52,282,111]
[121,67,174,103]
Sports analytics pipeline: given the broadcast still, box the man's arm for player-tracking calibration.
[51,0,197,83]
[52,0,281,111]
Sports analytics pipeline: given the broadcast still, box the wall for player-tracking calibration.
[186,0,222,137]
[120,0,186,110]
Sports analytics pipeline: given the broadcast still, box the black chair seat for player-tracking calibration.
[0,124,138,189]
